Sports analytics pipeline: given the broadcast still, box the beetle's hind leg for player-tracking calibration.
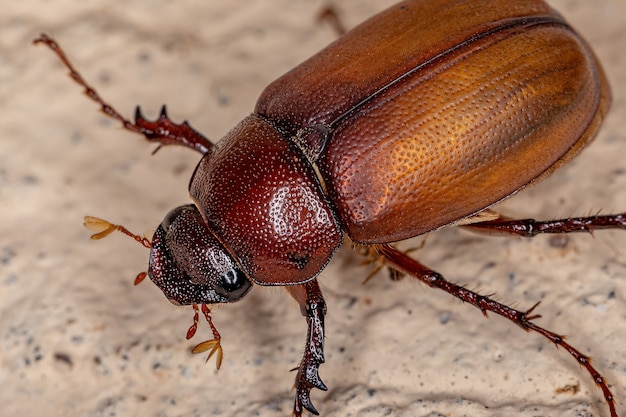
[461,211,626,236]
[33,33,213,154]
[374,243,618,417]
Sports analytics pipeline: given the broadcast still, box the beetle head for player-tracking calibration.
[148,204,252,305]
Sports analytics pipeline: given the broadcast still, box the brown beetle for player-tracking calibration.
[34,0,623,415]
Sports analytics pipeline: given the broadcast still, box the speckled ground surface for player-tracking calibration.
[2,1,626,416]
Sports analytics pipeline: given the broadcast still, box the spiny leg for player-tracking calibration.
[33,33,213,154]
[374,243,617,417]
[462,212,626,236]
[286,279,328,416]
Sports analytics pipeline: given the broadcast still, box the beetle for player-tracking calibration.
[34,0,624,415]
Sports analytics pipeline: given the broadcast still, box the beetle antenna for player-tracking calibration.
[83,216,151,285]
[83,215,151,248]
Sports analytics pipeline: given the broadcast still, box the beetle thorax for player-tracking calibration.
[189,115,343,286]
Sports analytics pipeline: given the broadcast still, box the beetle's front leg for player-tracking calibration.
[286,279,328,416]
[33,34,213,154]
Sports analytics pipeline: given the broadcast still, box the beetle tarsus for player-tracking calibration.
[292,280,327,417]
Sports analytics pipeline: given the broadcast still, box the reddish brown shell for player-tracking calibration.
[256,0,611,244]
[190,115,342,285]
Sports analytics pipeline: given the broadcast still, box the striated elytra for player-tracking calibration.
[36,0,622,416]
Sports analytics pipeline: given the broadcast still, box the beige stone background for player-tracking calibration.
[2,1,626,416]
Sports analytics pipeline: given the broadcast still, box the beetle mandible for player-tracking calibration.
[35,0,623,415]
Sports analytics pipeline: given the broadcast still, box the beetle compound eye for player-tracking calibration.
[148,204,252,304]
[203,240,252,301]
[220,268,249,297]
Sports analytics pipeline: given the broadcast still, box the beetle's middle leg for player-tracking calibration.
[374,243,618,417]
[286,279,328,417]
[461,212,626,236]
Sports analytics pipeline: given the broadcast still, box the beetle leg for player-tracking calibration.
[286,279,328,416]
[33,34,213,154]
[374,243,618,417]
[462,212,626,236]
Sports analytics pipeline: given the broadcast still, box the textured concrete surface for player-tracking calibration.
[2,1,626,416]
